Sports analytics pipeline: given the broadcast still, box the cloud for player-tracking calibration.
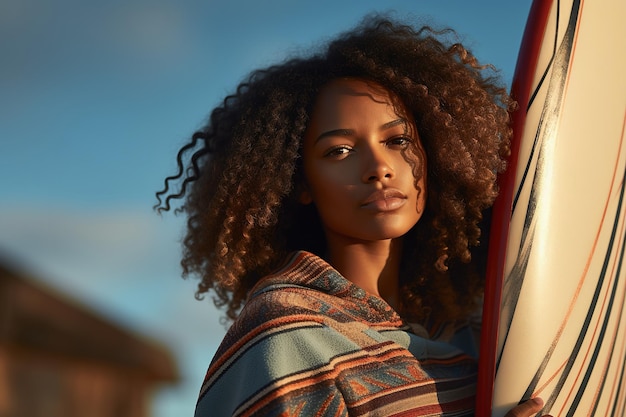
[0,206,168,276]
[102,2,195,69]
[0,204,225,416]
[0,0,197,87]
[0,204,219,332]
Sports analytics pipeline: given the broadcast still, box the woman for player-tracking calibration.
[156,16,550,417]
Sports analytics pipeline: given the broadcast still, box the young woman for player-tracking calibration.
[156,16,550,417]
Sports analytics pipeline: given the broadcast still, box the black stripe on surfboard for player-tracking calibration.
[595,324,626,417]
[608,343,626,417]
[511,0,562,214]
[524,165,626,415]
[525,2,560,113]
[606,351,626,416]
[495,0,580,372]
[588,226,626,416]
[589,113,626,415]
[567,191,626,416]
[609,267,626,417]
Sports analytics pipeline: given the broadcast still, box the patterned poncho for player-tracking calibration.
[195,251,478,416]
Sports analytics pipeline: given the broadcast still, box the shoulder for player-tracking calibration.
[201,251,392,394]
[209,252,357,367]
[217,274,355,358]
[196,276,361,417]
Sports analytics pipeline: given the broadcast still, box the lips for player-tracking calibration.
[360,188,407,212]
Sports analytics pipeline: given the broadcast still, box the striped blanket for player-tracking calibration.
[195,251,478,416]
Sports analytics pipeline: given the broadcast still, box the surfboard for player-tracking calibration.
[476,0,626,415]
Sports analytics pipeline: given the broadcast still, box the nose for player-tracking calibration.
[362,147,394,183]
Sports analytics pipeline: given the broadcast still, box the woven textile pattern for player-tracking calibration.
[195,251,477,417]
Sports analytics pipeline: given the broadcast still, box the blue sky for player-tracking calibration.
[0,0,532,415]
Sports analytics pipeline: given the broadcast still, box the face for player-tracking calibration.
[301,78,427,246]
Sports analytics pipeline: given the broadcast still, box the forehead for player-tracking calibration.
[310,78,406,121]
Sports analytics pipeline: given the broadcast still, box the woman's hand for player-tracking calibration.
[504,397,553,417]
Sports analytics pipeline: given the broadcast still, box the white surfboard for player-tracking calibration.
[477,0,626,415]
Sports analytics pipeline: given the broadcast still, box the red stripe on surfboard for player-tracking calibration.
[525,3,625,403]
[555,207,626,416]
[552,110,626,416]
[582,220,626,416]
[604,285,626,416]
[524,0,620,391]
[475,0,555,414]
[601,115,626,417]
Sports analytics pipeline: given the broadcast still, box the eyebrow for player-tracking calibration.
[315,118,407,143]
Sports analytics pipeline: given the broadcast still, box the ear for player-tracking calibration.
[298,183,313,205]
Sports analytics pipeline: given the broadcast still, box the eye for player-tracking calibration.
[324,145,353,158]
[386,136,413,149]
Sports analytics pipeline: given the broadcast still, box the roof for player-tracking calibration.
[0,258,179,382]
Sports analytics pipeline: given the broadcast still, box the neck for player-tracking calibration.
[324,236,403,309]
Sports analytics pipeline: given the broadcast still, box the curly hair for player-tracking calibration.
[155,15,514,324]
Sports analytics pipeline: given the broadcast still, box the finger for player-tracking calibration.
[504,397,546,417]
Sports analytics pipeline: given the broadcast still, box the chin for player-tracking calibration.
[359,227,415,242]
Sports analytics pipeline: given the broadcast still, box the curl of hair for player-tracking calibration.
[155,15,515,324]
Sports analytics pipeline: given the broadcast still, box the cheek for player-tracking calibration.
[304,161,348,201]
[309,177,350,208]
